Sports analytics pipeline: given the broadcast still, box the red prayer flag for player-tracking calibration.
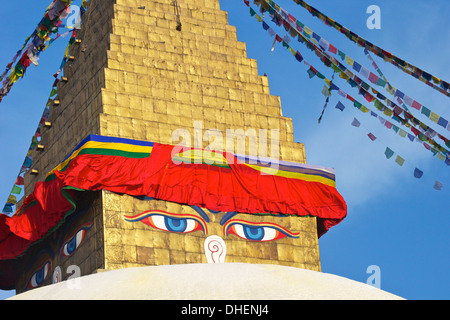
[412,100,422,110]
[328,44,337,54]
[15,176,24,186]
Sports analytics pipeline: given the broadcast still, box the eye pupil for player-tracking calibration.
[243,225,264,241]
[165,216,187,232]
[67,238,76,253]
[36,270,44,284]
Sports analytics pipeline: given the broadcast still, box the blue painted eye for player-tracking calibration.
[223,219,300,242]
[61,222,93,258]
[242,225,265,241]
[27,261,51,289]
[125,211,207,234]
[165,216,187,232]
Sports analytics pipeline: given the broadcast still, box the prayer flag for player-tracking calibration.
[384,147,394,159]
[352,61,361,72]
[15,176,25,185]
[2,205,13,214]
[395,155,405,166]
[437,117,449,128]
[369,72,378,84]
[307,67,316,78]
[328,44,337,54]
[411,100,421,110]
[433,181,444,191]
[367,133,376,141]
[414,168,423,179]
[351,118,360,127]
[430,112,440,123]
[321,85,331,97]
[11,185,22,195]
[335,101,345,111]
[376,77,387,87]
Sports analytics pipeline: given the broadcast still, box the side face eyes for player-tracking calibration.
[124,210,207,235]
[27,260,51,289]
[61,222,93,258]
[223,220,300,242]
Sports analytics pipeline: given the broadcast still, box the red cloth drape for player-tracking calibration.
[0,143,347,261]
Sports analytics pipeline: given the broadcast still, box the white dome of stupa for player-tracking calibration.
[9,263,404,300]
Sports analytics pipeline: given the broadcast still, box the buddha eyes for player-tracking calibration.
[27,260,51,289]
[223,220,300,242]
[125,210,299,242]
[124,211,208,235]
[61,222,93,258]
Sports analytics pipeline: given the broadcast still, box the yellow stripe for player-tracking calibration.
[46,141,153,178]
[245,164,336,188]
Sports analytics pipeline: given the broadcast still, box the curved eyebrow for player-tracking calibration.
[190,206,210,223]
[220,212,238,225]
[190,206,238,225]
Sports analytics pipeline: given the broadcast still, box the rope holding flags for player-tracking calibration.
[254,0,450,161]
[243,0,447,190]
[1,1,88,216]
[288,0,450,98]
[0,0,75,105]
[257,0,450,153]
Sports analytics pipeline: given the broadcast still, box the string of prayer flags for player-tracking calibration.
[243,0,450,177]
[1,20,80,216]
[289,0,450,98]
[334,97,439,186]
[253,0,450,160]
[0,0,74,105]
[257,0,450,153]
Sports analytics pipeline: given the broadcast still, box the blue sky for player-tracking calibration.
[0,0,449,300]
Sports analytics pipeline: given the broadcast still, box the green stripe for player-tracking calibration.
[172,156,231,169]
[77,147,151,159]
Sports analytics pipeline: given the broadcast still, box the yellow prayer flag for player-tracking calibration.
[360,106,370,113]
[339,71,349,80]
[303,26,312,35]
[383,108,393,117]
[432,76,440,84]
[345,55,354,66]
[430,112,440,123]
[399,129,407,138]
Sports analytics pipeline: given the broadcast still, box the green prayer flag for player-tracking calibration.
[385,147,394,159]
[353,100,362,109]
[11,185,22,195]
[376,77,387,87]
[374,99,384,111]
